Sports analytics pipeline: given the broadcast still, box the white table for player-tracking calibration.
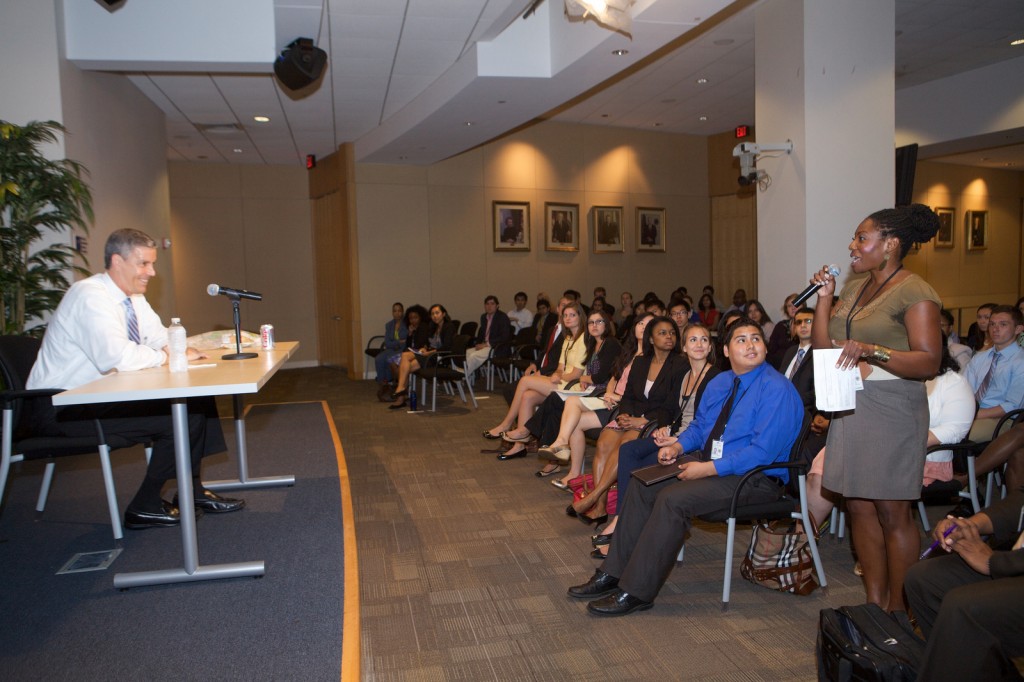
[52,342,298,589]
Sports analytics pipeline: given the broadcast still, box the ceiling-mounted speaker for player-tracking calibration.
[274,38,327,91]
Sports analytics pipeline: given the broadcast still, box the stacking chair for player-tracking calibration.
[413,334,478,412]
[458,321,478,339]
[362,335,386,379]
[0,335,147,540]
[486,328,535,388]
[679,417,826,607]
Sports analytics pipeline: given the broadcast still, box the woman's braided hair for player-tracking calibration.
[868,203,941,259]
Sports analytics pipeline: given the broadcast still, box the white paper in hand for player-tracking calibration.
[813,348,860,412]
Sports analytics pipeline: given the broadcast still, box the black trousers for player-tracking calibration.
[905,554,1024,681]
[602,455,782,603]
[525,392,565,445]
[45,397,226,483]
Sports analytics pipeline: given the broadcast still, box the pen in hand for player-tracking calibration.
[919,522,958,560]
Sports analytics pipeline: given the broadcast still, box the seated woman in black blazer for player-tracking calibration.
[388,304,457,409]
[565,316,687,524]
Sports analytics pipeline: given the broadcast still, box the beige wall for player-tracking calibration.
[904,161,1023,328]
[353,121,711,373]
[168,162,318,365]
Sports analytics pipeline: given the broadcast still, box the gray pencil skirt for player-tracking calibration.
[822,378,929,500]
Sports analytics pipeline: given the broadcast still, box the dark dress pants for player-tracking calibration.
[601,456,783,603]
[616,437,662,502]
[48,397,226,483]
[525,392,565,445]
[905,554,1024,681]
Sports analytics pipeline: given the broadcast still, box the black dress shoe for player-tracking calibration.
[174,489,246,514]
[565,504,578,518]
[567,570,619,599]
[590,548,608,559]
[591,533,613,547]
[496,447,526,461]
[124,500,190,529]
[586,589,652,616]
[482,430,504,440]
[390,388,408,400]
[578,512,608,527]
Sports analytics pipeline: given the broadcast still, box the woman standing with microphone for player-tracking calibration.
[810,204,941,612]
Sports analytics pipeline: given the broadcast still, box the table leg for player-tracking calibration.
[113,399,264,589]
[204,395,295,491]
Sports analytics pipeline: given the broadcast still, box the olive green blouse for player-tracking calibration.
[827,273,941,351]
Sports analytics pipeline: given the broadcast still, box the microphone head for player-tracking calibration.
[207,283,220,297]
[827,264,841,277]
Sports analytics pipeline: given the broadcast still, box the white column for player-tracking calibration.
[755,0,895,310]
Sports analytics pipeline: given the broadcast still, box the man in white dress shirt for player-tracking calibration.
[27,229,243,529]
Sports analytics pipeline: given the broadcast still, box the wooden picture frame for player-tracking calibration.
[493,201,530,251]
[544,202,579,252]
[966,210,988,251]
[591,206,624,253]
[636,207,666,252]
[934,207,955,248]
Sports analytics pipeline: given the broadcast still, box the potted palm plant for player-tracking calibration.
[0,120,92,336]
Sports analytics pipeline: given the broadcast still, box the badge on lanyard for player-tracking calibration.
[711,438,725,460]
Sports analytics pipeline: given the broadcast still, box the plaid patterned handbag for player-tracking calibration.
[740,518,819,595]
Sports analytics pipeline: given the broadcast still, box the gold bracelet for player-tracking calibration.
[870,344,892,363]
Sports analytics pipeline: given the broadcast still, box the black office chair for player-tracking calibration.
[362,335,386,379]
[0,335,146,540]
[412,334,478,412]
[458,321,478,339]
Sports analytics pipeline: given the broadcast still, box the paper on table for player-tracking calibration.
[555,388,593,400]
[813,348,861,412]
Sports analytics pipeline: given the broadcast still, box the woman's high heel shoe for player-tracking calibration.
[482,430,505,440]
[388,399,407,410]
[389,388,408,401]
[577,512,608,527]
[591,533,613,547]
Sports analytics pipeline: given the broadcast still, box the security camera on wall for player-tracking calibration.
[732,140,793,189]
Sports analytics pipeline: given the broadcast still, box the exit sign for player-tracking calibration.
[735,125,750,138]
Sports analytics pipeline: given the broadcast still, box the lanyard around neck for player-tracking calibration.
[845,265,903,340]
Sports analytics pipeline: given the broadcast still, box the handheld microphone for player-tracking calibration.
[792,265,841,307]
[207,283,263,301]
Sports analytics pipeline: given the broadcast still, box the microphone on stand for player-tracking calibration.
[793,264,841,307]
[207,283,263,301]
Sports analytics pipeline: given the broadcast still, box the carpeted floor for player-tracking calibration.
[0,401,345,681]
[253,368,952,682]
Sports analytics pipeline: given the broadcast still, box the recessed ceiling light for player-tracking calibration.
[1011,38,1024,46]
[611,49,628,56]
[253,115,270,123]
[696,77,708,84]
[232,148,243,153]
[699,116,708,122]
[464,121,474,126]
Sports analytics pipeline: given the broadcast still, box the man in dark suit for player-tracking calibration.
[905,486,1024,680]
[531,298,556,345]
[503,296,569,405]
[779,307,829,460]
[464,295,512,382]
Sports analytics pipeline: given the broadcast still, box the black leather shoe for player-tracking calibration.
[565,504,578,518]
[591,533,613,547]
[496,448,526,461]
[590,548,608,559]
[124,500,189,529]
[586,589,652,616]
[175,489,246,514]
[482,430,504,440]
[578,512,608,527]
[567,570,619,599]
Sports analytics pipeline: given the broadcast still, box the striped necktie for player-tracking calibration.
[123,298,141,343]
[975,350,1001,403]
[788,347,807,380]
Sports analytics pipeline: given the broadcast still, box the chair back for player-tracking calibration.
[0,336,47,440]
[459,321,478,338]
[449,334,472,357]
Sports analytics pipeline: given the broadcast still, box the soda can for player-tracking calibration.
[260,324,275,350]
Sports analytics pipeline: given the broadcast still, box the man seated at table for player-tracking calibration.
[567,316,803,615]
[27,228,244,529]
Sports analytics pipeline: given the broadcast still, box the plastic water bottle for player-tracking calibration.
[168,318,188,373]
[409,384,418,411]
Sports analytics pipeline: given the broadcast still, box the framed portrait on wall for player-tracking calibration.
[966,210,988,251]
[592,206,623,253]
[545,202,579,252]
[636,207,666,252]
[493,201,530,251]
[933,207,955,248]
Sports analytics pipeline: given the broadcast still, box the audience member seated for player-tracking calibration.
[482,302,585,443]
[503,310,621,464]
[618,300,645,343]
[463,295,513,382]
[537,314,653,487]
[531,298,556,344]
[567,316,802,615]
[501,296,571,407]
[643,297,666,318]
[594,322,719,554]
[714,310,744,372]
[387,304,458,409]
[745,299,774,340]
[904,486,1024,681]
[668,299,690,337]
[375,302,408,400]
[964,305,1024,441]
[779,307,830,460]
[697,293,719,329]
[562,316,687,525]
[617,291,634,326]
[377,304,425,398]
[940,308,973,370]
[767,293,799,369]
[969,422,1024,495]
[507,291,533,333]
[966,302,997,352]
[724,288,748,315]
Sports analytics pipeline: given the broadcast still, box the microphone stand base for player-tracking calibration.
[222,352,259,361]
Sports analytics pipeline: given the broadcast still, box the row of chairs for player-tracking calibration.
[0,336,151,541]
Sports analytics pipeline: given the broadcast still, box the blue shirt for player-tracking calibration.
[677,361,803,482]
[965,342,1024,413]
